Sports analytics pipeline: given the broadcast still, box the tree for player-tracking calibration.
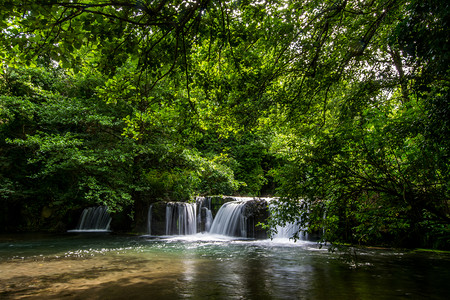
[0,0,448,248]
[264,0,449,248]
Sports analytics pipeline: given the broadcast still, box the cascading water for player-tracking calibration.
[145,197,309,240]
[204,208,213,232]
[147,197,219,235]
[165,202,197,235]
[266,199,309,240]
[196,197,214,233]
[273,222,308,240]
[68,206,112,232]
[209,201,248,237]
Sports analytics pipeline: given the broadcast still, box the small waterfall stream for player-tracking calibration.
[68,206,112,232]
[208,201,247,237]
[273,222,308,240]
[204,208,213,232]
[165,202,197,235]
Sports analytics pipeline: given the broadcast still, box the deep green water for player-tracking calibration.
[1,234,449,299]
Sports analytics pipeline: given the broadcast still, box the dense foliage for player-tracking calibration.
[0,0,448,248]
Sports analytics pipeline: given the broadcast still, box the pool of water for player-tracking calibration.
[1,233,449,299]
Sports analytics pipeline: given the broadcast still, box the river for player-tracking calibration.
[1,233,449,299]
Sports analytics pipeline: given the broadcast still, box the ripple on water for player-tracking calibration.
[0,234,449,300]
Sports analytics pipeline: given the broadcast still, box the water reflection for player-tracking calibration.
[0,234,449,299]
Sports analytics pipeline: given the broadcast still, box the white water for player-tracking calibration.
[165,202,197,235]
[145,197,306,240]
[204,208,213,232]
[209,201,248,237]
[68,206,112,232]
[273,222,308,240]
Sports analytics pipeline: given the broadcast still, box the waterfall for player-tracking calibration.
[209,201,248,237]
[204,208,213,232]
[147,198,217,235]
[196,197,214,233]
[145,197,308,240]
[272,222,308,240]
[165,202,197,235]
[69,206,112,232]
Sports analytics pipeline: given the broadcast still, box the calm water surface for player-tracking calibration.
[0,234,449,299]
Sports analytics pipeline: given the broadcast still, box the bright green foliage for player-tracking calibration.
[0,0,448,248]
[264,0,449,248]
[1,67,129,229]
[145,149,239,201]
[0,65,243,231]
[196,132,280,196]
